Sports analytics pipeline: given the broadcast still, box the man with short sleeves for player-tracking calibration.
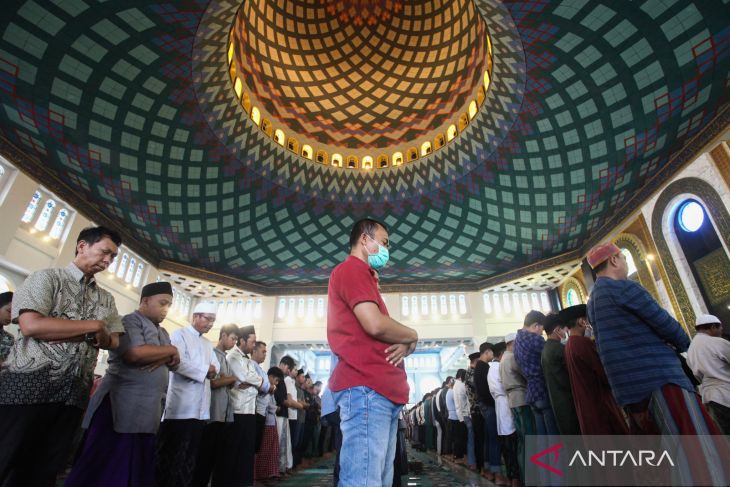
[327,218,418,486]
[66,281,179,487]
[155,302,220,487]
[0,226,124,487]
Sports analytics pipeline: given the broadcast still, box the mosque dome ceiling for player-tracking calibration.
[0,0,728,294]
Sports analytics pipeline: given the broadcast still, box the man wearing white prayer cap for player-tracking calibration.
[155,301,221,487]
[686,314,730,434]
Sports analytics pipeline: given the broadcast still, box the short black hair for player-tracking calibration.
[280,355,296,369]
[493,341,507,358]
[543,313,564,335]
[349,218,387,249]
[76,226,122,255]
[479,342,494,354]
[468,352,480,361]
[267,367,285,381]
[524,310,546,328]
[455,369,466,381]
[297,368,305,377]
[253,341,267,350]
[218,324,239,340]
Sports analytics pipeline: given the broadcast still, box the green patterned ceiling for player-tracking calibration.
[0,0,728,294]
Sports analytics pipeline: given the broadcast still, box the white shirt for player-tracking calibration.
[164,325,220,420]
[434,389,443,413]
[253,361,271,416]
[227,346,263,415]
[264,394,278,426]
[453,380,471,421]
[487,361,516,435]
[687,333,730,407]
[285,376,298,420]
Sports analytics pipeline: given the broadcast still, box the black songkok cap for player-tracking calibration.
[297,368,305,376]
[239,325,256,338]
[0,291,12,308]
[141,282,173,298]
[543,313,565,335]
[558,304,587,324]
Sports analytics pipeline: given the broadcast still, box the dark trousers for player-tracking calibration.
[229,414,256,486]
[442,418,452,455]
[472,409,485,470]
[449,419,465,459]
[191,421,230,487]
[499,432,520,480]
[707,401,730,435]
[321,410,341,486]
[289,420,304,466]
[0,403,83,487]
[255,413,265,452]
[156,418,206,487]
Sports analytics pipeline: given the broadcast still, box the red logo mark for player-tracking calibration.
[529,442,564,477]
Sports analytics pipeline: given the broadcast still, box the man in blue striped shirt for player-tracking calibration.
[586,242,721,437]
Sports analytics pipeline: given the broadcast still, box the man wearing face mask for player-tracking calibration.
[327,218,418,487]
[562,304,628,435]
[541,313,581,435]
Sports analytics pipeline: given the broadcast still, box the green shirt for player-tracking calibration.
[0,263,123,409]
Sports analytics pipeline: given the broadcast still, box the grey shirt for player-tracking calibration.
[296,385,306,423]
[500,350,528,409]
[209,347,234,423]
[0,263,123,409]
[82,311,171,434]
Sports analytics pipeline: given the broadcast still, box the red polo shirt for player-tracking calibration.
[327,256,408,404]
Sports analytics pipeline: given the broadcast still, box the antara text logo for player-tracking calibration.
[529,442,675,476]
[568,449,675,467]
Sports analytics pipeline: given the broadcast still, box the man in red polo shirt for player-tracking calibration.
[328,218,418,487]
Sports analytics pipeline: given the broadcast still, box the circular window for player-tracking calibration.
[677,200,705,233]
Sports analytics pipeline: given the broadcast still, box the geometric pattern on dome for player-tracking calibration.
[0,0,728,294]
[231,0,492,161]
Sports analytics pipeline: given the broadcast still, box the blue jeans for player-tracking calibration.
[531,399,559,436]
[478,403,502,473]
[464,416,476,467]
[334,387,402,487]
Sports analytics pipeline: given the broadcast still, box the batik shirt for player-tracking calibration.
[513,329,549,405]
[0,263,123,409]
[0,329,14,362]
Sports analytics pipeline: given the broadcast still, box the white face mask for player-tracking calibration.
[584,324,594,339]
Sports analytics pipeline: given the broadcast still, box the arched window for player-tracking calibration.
[449,294,458,314]
[301,145,313,160]
[251,107,261,126]
[34,199,56,231]
[411,296,419,316]
[483,293,492,314]
[420,295,429,315]
[124,258,136,283]
[22,191,42,223]
[377,155,388,168]
[493,293,502,315]
[434,134,445,149]
[331,154,343,167]
[116,254,129,278]
[392,152,403,166]
[254,298,262,318]
[286,137,299,154]
[458,294,467,314]
[346,156,358,169]
[420,141,432,156]
[477,85,486,105]
[483,70,491,92]
[566,288,580,306]
[447,125,458,142]
[439,294,448,315]
[316,151,328,164]
[261,119,272,136]
[107,255,119,274]
[234,77,243,99]
[316,298,324,317]
[274,129,285,146]
[407,147,418,162]
[132,263,145,287]
[458,113,469,132]
[362,156,373,170]
[401,296,409,316]
[49,208,69,239]
[468,100,478,120]
[277,298,287,319]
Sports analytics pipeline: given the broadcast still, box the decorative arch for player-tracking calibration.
[614,233,660,302]
[560,276,587,308]
[651,177,730,331]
